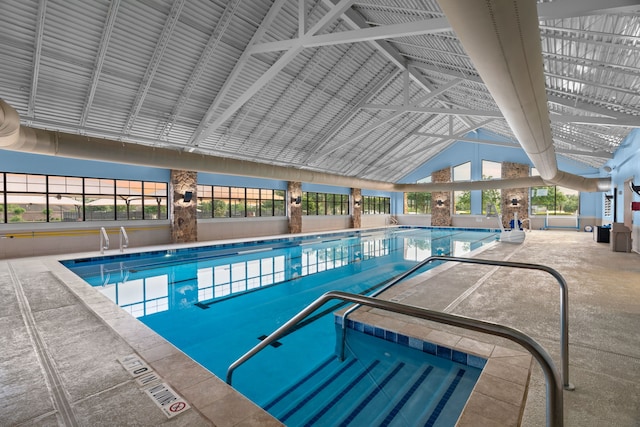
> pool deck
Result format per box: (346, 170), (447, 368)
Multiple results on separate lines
(1, 229), (639, 426)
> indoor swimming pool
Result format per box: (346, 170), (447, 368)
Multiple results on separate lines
(61, 227), (498, 425)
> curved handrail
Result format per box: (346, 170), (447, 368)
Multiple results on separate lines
(119, 226), (129, 252)
(340, 255), (574, 390)
(226, 290), (563, 427)
(99, 227), (109, 254)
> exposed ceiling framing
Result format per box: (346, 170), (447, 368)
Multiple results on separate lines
(0, 0), (638, 183)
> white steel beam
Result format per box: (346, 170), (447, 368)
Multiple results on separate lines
(28, 0), (47, 119)
(414, 133), (613, 158)
(186, 0), (288, 148)
(122, 0), (185, 135)
(158, 0), (242, 142)
(81, 0), (120, 128)
(189, 0), (355, 146)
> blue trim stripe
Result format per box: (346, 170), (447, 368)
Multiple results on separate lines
(379, 365), (434, 426)
(280, 358), (358, 423)
(424, 368), (466, 427)
(263, 356), (335, 411)
(304, 360), (381, 427)
(338, 362), (406, 427)
(342, 319), (487, 369)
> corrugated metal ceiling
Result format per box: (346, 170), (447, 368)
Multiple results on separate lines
(0, 0), (638, 182)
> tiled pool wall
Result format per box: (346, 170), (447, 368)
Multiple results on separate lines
(335, 315), (487, 370)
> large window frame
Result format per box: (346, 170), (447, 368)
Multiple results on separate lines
(405, 192), (431, 214)
(302, 192), (349, 216)
(452, 162), (471, 215)
(530, 168), (579, 215)
(196, 185), (285, 219)
(362, 196), (390, 215)
(1, 172), (168, 223)
(481, 160), (502, 214)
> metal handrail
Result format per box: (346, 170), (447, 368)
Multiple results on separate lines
(341, 255), (574, 391)
(99, 227), (109, 254)
(119, 226), (129, 252)
(226, 291), (563, 427)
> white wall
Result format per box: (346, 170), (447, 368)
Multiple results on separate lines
(197, 217), (289, 241)
(302, 216), (351, 233)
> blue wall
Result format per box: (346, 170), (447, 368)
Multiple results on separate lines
(606, 128), (640, 224)
(397, 129), (603, 217)
(0, 150), (169, 181)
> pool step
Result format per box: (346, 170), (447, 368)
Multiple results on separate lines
(265, 354), (471, 426)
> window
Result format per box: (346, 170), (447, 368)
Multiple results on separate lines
(454, 190), (471, 215)
(482, 161), (502, 214)
(531, 186), (579, 215)
(197, 185), (286, 218)
(452, 162), (471, 215)
(363, 196), (390, 214)
(302, 192), (349, 215)
(530, 168), (579, 215)
(405, 192), (431, 214)
(1, 172), (167, 223)
(452, 162), (471, 182)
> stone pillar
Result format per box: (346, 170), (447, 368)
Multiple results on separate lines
(501, 162), (529, 228)
(431, 167), (452, 226)
(351, 188), (362, 228)
(288, 181), (302, 234)
(171, 170), (197, 243)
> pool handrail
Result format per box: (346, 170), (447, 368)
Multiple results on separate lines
(340, 255), (574, 391)
(99, 227), (109, 254)
(225, 290), (563, 427)
(119, 226), (129, 252)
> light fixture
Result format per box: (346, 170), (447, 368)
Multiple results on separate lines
(630, 182), (640, 197)
(436, 199), (444, 207)
(183, 191), (193, 202)
(291, 196), (301, 205)
(354, 199), (361, 206)
(510, 198), (519, 206)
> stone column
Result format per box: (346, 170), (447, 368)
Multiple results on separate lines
(171, 170), (197, 243)
(288, 181), (302, 234)
(431, 167), (452, 226)
(351, 188), (362, 228)
(501, 162), (529, 228)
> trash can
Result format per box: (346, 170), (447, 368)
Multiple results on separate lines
(594, 225), (610, 243)
(610, 223), (631, 252)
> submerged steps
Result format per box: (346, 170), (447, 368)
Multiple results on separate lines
(262, 332), (480, 427)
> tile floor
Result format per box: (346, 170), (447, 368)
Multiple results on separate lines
(1, 229), (638, 426)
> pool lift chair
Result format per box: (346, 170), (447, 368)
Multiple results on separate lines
(487, 204), (526, 244)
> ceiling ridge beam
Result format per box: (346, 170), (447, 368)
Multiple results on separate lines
(188, 0), (355, 147)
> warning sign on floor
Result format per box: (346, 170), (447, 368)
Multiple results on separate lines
(145, 382), (191, 418)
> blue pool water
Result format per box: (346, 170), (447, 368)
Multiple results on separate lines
(62, 227), (497, 424)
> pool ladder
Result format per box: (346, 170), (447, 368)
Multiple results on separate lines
(99, 226), (129, 253)
(226, 291), (564, 427)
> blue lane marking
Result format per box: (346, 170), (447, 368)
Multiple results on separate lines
(338, 362), (406, 427)
(279, 358), (358, 423)
(424, 368), (466, 427)
(379, 365), (434, 426)
(304, 360), (381, 427)
(263, 356), (335, 411)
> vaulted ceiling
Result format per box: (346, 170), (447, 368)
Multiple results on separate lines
(1, 0), (638, 183)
